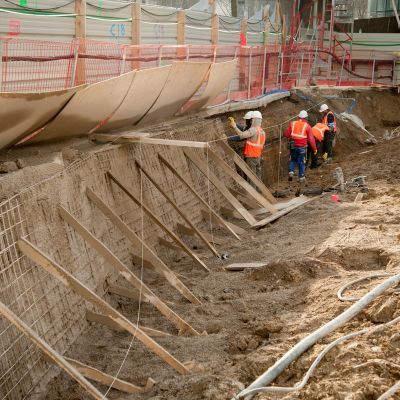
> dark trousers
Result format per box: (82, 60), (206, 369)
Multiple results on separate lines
(323, 131), (335, 158)
(307, 141), (322, 168)
(289, 146), (307, 178)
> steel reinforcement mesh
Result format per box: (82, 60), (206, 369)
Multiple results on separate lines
(0, 119), (234, 400)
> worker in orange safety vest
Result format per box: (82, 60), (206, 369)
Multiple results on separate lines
(307, 123), (330, 169)
(227, 111), (266, 186)
(320, 104), (337, 162)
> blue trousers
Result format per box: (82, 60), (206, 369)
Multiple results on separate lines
(289, 146), (307, 178)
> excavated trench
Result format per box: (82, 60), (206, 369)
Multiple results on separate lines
(0, 87), (400, 400)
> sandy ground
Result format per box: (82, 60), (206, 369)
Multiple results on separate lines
(2, 88), (400, 400)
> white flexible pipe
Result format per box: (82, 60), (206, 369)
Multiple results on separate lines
(239, 315), (400, 398)
(234, 273), (400, 399)
(378, 381), (400, 400)
(337, 274), (390, 302)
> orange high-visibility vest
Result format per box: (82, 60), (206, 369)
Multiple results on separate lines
(312, 123), (329, 142)
(322, 111), (337, 132)
(290, 119), (309, 140)
(243, 126), (266, 158)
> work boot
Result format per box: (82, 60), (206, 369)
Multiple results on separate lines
(296, 176), (306, 197)
(288, 171), (294, 182)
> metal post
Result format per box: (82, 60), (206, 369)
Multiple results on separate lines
(247, 47), (252, 99)
(70, 45), (79, 88)
(275, 49), (281, 89)
(279, 50), (284, 90)
(371, 55), (376, 84)
(120, 46), (127, 75)
(186, 45), (190, 62)
(261, 45), (267, 95)
(298, 52), (304, 85)
(338, 52), (345, 86)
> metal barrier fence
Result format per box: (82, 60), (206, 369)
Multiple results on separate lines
(0, 37), (399, 98)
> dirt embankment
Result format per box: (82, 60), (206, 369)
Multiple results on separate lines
(3, 87), (400, 400)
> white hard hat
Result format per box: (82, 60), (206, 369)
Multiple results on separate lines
(244, 111), (253, 119)
(252, 111), (262, 119)
(319, 104), (329, 112)
(299, 110), (308, 119)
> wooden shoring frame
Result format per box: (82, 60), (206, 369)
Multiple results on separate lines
(0, 300), (106, 400)
(229, 187), (260, 209)
(18, 238), (190, 375)
(199, 209), (246, 236)
(89, 133), (209, 149)
(158, 153), (240, 241)
(58, 206), (201, 335)
(86, 310), (171, 337)
(158, 237), (182, 252)
(135, 160), (221, 258)
(183, 149), (258, 226)
(107, 171), (210, 272)
(217, 141), (277, 204)
(44, 355), (156, 394)
(86, 188), (200, 304)
(206, 148), (278, 214)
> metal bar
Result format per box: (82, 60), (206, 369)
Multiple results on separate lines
(371, 55), (376, 84)
(247, 47), (252, 99)
(70, 46), (79, 88)
(339, 53), (345, 86)
(120, 46), (127, 75)
(261, 44), (267, 94)
(157, 45), (162, 67)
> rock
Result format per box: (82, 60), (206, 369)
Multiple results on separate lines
(366, 297), (398, 323)
(254, 321), (283, 338)
(16, 159), (26, 169)
(0, 161), (18, 173)
(203, 379), (244, 400)
(205, 321), (223, 334)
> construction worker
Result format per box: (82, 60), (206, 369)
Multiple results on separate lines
(319, 104), (337, 162)
(227, 111), (266, 184)
(285, 110), (317, 182)
(307, 123), (330, 169)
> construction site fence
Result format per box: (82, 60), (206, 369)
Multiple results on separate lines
(0, 37), (399, 99)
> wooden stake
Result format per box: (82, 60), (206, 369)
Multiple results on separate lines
(217, 141), (277, 204)
(86, 310), (171, 338)
(207, 149), (278, 214)
(86, 188), (200, 305)
(158, 153), (240, 240)
(135, 161), (221, 258)
(44, 354), (156, 394)
(0, 300), (106, 400)
(57, 206), (201, 335)
(18, 238), (190, 374)
(183, 149), (258, 226)
(107, 172), (210, 272)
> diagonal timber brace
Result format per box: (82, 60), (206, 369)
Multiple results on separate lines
(58, 206), (201, 335)
(18, 238), (191, 375)
(86, 188), (200, 304)
(107, 171), (210, 272)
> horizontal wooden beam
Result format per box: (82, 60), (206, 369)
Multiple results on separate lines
(90, 133), (209, 148)
(86, 310), (171, 338)
(217, 141), (277, 204)
(58, 206), (200, 336)
(107, 172), (210, 273)
(207, 148), (278, 214)
(18, 238), (189, 375)
(184, 149), (258, 226)
(136, 160), (220, 258)
(0, 300), (106, 400)
(158, 153), (240, 240)
(86, 188), (200, 305)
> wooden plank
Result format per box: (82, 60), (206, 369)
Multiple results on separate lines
(158, 237), (182, 252)
(86, 310), (171, 338)
(224, 262), (267, 271)
(18, 238), (190, 375)
(107, 172), (210, 272)
(184, 149), (258, 226)
(199, 209), (246, 236)
(158, 153), (240, 240)
(207, 149), (278, 214)
(252, 196), (316, 228)
(0, 300), (106, 400)
(229, 188), (260, 209)
(225, 220), (246, 235)
(217, 141), (277, 204)
(44, 355), (156, 394)
(107, 284), (148, 302)
(87, 188), (199, 305)
(176, 223), (226, 245)
(135, 161), (220, 258)
(89, 133), (209, 148)
(57, 206), (201, 336)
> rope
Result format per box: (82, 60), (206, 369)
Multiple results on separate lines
(101, 141), (145, 398)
